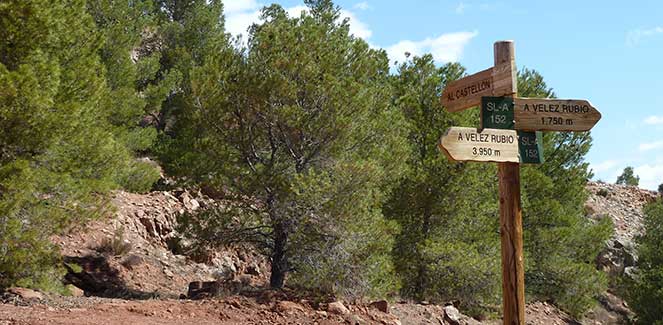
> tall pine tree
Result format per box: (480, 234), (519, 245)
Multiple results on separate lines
(173, 0), (407, 297)
(0, 0), (152, 290)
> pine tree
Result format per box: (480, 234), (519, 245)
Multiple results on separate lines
(174, 1), (408, 296)
(86, 0), (163, 192)
(386, 55), (501, 313)
(518, 68), (613, 316)
(616, 166), (639, 186)
(0, 0), (144, 290)
(626, 199), (663, 324)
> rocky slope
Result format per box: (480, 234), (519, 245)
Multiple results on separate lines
(585, 182), (657, 277)
(1, 181), (656, 324)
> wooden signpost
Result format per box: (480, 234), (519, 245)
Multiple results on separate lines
(439, 127), (519, 163)
(438, 40), (601, 325)
(514, 98), (601, 131)
(441, 62), (516, 112)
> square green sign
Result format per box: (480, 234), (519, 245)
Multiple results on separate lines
(481, 96), (544, 164)
(481, 96), (514, 130)
(518, 131), (544, 164)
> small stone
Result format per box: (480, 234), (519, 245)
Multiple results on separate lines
(443, 305), (462, 325)
(276, 301), (305, 314)
(327, 301), (349, 315)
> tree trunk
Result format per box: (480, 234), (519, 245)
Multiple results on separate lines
(414, 206), (432, 298)
(269, 220), (289, 288)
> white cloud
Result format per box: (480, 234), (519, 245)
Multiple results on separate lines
(225, 4), (372, 41)
(639, 140), (663, 151)
(224, 0), (260, 14)
(226, 9), (261, 37)
(627, 26), (663, 46)
(353, 2), (371, 10)
(591, 160), (619, 173)
(644, 115), (663, 125)
(634, 163), (663, 190)
(339, 9), (372, 39)
(386, 30), (479, 65)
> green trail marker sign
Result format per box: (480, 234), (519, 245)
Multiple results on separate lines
(481, 98), (544, 164)
(518, 131), (544, 164)
(481, 96), (514, 130)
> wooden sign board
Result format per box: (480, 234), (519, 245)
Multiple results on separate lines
(518, 131), (544, 164)
(441, 62), (516, 112)
(439, 127), (519, 163)
(513, 98), (601, 132)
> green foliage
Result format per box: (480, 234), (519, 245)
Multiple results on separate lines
(626, 199), (663, 324)
(385, 54), (500, 313)
(616, 166), (640, 186)
(171, 1), (407, 297)
(96, 228), (132, 256)
(0, 0), (149, 290)
(518, 68), (612, 316)
(115, 159), (161, 193)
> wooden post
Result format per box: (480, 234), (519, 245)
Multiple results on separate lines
(494, 40), (525, 325)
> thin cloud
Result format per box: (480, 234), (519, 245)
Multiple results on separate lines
(353, 2), (371, 10)
(639, 140), (663, 151)
(627, 26), (663, 46)
(634, 163), (663, 190)
(225, 4), (372, 41)
(386, 30), (479, 65)
(224, 0), (260, 14)
(644, 115), (663, 125)
(591, 160), (619, 173)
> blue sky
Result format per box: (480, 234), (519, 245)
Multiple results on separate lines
(225, 0), (663, 190)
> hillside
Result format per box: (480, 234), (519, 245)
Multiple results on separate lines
(0, 181), (655, 324)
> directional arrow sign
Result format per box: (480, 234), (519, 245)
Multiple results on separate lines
(441, 61), (516, 112)
(513, 98), (601, 131)
(438, 127), (519, 163)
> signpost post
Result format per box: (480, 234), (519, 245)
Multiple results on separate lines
(438, 40), (601, 325)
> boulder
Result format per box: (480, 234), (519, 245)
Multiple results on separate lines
(275, 301), (305, 314)
(5, 287), (44, 301)
(369, 300), (389, 313)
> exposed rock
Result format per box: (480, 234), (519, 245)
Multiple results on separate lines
(443, 305), (462, 325)
(187, 281), (220, 299)
(586, 182), (656, 276)
(327, 301), (350, 315)
(67, 285), (85, 297)
(245, 263), (261, 276)
(5, 287), (44, 301)
(369, 300), (389, 313)
(275, 301), (304, 314)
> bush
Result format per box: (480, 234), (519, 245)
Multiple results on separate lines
(115, 159), (161, 193)
(626, 199), (663, 324)
(95, 228), (132, 256)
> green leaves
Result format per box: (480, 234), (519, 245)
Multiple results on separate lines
(627, 199), (663, 324)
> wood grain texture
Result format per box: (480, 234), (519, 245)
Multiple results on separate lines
(495, 40), (525, 325)
(514, 98), (601, 131)
(441, 67), (493, 112)
(438, 127), (519, 163)
(441, 61), (516, 113)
